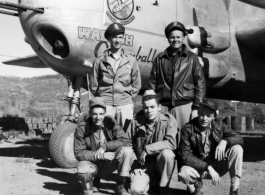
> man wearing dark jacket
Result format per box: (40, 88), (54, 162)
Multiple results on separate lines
(178, 100), (244, 195)
(74, 97), (134, 195)
(149, 21), (206, 145)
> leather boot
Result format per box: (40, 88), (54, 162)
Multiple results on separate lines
(229, 188), (239, 195)
(115, 176), (130, 195)
(93, 177), (100, 193)
(192, 179), (203, 195)
(160, 186), (172, 195)
(77, 173), (94, 195)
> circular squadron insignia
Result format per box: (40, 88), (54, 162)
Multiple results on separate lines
(106, 0), (135, 25)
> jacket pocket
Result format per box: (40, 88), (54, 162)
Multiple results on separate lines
(183, 83), (195, 98)
(101, 74), (113, 85)
(125, 85), (133, 96)
(157, 84), (164, 90)
(157, 84), (171, 100)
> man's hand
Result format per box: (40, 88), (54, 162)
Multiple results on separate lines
(191, 110), (198, 119)
(103, 152), (115, 161)
(208, 166), (220, 185)
(139, 151), (147, 166)
(95, 147), (105, 160)
(215, 140), (227, 161)
(178, 166), (200, 182)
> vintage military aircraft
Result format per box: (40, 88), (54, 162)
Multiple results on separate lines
(1, 0), (265, 168)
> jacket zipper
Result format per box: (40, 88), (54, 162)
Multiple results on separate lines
(111, 58), (128, 105)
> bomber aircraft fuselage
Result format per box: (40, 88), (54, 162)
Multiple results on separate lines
(2, 0), (265, 104)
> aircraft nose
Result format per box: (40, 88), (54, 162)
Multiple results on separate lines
(32, 23), (70, 59)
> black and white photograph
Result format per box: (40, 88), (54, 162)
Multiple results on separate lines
(0, 0), (265, 195)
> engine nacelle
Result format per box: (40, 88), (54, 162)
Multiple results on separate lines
(238, 0), (265, 9)
(187, 26), (230, 54)
(236, 19), (265, 48)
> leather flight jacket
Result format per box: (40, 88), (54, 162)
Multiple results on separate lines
(149, 45), (206, 109)
(180, 118), (244, 171)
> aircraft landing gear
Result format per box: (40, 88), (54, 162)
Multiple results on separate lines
(60, 76), (83, 123)
(49, 121), (78, 168)
(49, 75), (89, 168)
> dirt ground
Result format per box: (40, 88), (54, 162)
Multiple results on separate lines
(1, 134), (265, 195)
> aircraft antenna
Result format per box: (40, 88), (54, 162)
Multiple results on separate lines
(0, 1), (44, 17)
(0, 9), (17, 16)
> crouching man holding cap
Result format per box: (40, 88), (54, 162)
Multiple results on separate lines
(91, 22), (141, 128)
(178, 99), (244, 195)
(74, 97), (135, 195)
(130, 90), (178, 195)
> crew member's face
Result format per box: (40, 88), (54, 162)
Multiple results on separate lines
(143, 99), (160, 121)
(198, 111), (215, 128)
(90, 107), (106, 127)
(168, 30), (185, 51)
(109, 33), (124, 50)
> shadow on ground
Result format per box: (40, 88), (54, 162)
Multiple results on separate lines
(0, 139), (50, 160)
(37, 169), (118, 195)
(1, 134), (265, 194)
(37, 169), (81, 195)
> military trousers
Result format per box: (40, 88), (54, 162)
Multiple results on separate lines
(106, 103), (134, 129)
(131, 149), (175, 191)
(178, 145), (243, 185)
(76, 146), (135, 178)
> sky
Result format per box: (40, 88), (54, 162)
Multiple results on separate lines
(0, 0), (57, 77)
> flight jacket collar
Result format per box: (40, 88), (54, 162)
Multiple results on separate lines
(160, 44), (188, 59)
(101, 49), (130, 68)
(136, 112), (168, 132)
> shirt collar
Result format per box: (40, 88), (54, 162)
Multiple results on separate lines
(108, 50), (122, 60)
(102, 49), (130, 67)
(136, 112), (167, 132)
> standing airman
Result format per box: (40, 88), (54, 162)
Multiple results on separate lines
(91, 22), (141, 128)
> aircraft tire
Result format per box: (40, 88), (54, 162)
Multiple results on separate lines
(49, 121), (78, 168)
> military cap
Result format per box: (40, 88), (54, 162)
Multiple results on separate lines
(165, 21), (186, 38)
(104, 23), (125, 39)
(89, 97), (106, 109)
(199, 99), (218, 115)
(143, 89), (156, 97)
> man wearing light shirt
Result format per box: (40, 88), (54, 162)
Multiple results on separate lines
(91, 23), (141, 128)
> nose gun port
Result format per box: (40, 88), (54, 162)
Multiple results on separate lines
(32, 23), (70, 59)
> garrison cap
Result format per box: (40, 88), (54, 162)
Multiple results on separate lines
(104, 23), (125, 39)
(165, 21), (186, 38)
(199, 99), (218, 115)
(89, 97), (106, 109)
(143, 89), (156, 97)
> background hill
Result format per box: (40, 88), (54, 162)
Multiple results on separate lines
(0, 74), (264, 123)
(0, 74), (88, 118)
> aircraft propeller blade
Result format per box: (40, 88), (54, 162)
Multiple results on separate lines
(2, 55), (48, 68)
(193, 8), (199, 26)
(223, 0), (231, 11)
